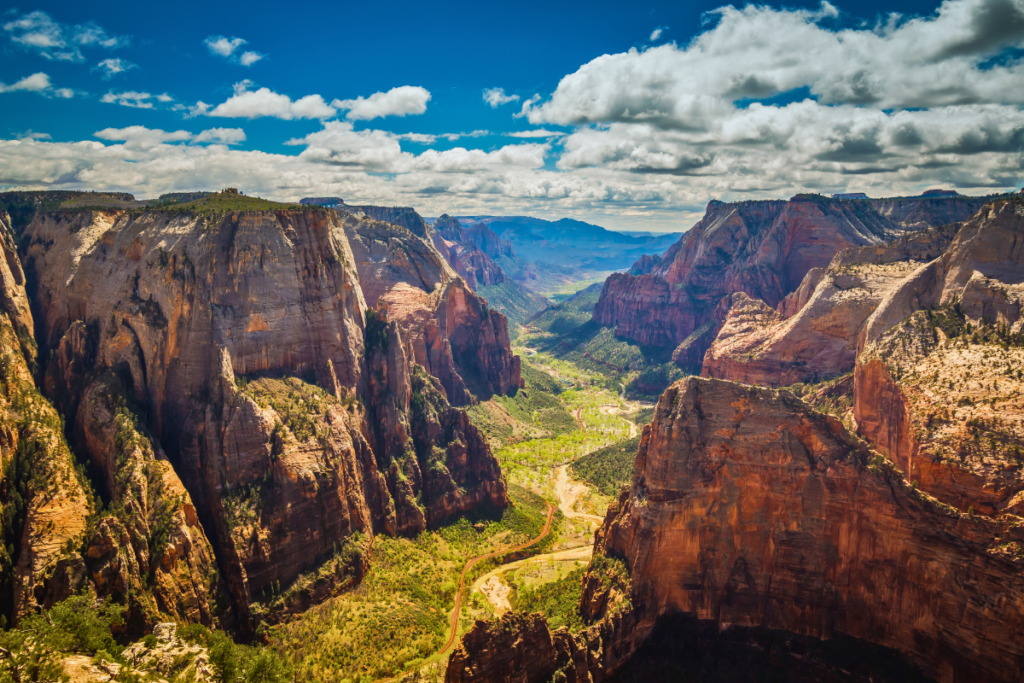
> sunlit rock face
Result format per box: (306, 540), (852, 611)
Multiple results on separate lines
(595, 195), (994, 368)
(448, 374), (1024, 683)
(16, 206), (510, 629)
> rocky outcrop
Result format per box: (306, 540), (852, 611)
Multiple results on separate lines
(0, 290), (91, 622)
(851, 201), (1024, 515)
(701, 224), (960, 386)
(595, 195), (993, 366)
(600, 377), (1024, 683)
(343, 211), (521, 403)
(0, 212), (34, 366)
(446, 612), (561, 683)
(70, 370), (219, 626)
(18, 202), (510, 628)
(348, 205), (430, 238)
(0, 214), (92, 621)
(450, 376), (1024, 683)
(431, 215), (507, 290)
(626, 253), (660, 276)
(462, 222), (515, 261)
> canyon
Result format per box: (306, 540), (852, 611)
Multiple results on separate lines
(4, 187), (1024, 683)
(446, 196), (1024, 683)
(0, 194), (516, 635)
(594, 194), (997, 370)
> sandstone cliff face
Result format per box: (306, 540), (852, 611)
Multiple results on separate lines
(597, 377), (1024, 683)
(347, 205), (430, 238)
(0, 211), (93, 621)
(0, 292), (91, 621)
(595, 195), (990, 366)
(342, 211), (521, 403)
(431, 215), (507, 290)
(17, 204), (510, 628)
(462, 222), (514, 261)
(72, 370), (219, 626)
(450, 376), (1024, 683)
(853, 200), (1024, 515)
(0, 212), (34, 365)
(701, 225), (959, 386)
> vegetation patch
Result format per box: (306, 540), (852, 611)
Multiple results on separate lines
(268, 485), (550, 682)
(570, 436), (641, 497)
(509, 566), (586, 632)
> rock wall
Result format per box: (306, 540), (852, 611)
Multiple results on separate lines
(448, 375), (1024, 683)
(343, 212), (521, 403)
(595, 195), (992, 366)
(431, 215), (508, 290)
(852, 200), (1024, 515)
(597, 377), (1024, 683)
(15, 205), (511, 629)
(702, 224), (960, 386)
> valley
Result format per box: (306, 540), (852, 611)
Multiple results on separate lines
(259, 349), (648, 683)
(1, 188), (1023, 683)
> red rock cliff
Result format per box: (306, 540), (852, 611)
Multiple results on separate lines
(19, 205), (510, 629)
(595, 195), (993, 367)
(449, 376), (1024, 683)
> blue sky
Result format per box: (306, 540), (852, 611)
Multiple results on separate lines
(2, 0), (1023, 231)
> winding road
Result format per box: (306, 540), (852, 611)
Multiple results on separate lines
(437, 500), (555, 656)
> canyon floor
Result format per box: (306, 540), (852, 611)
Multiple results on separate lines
(262, 345), (648, 683)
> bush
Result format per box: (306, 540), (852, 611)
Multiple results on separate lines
(0, 593), (125, 683)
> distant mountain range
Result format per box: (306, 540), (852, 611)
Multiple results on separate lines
(451, 215), (680, 278)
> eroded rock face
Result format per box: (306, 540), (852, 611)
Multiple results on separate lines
(446, 613), (560, 683)
(597, 377), (1024, 683)
(431, 215), (508, 290)
(852, 200), (1024, 515)
(24, 208), (367, 427)
(595, 195), (991, 366)
(0, 213), (92, 621)
(702, 225), (959, 386)
(0, 298), (91, 621)
(17, 205), (510, 628)
(343, 211), (521, 403)
(72, 371), (219, 625)
(450, 376), (1024, 683)
(0, 212), (34, 364)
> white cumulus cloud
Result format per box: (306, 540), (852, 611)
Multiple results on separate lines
(239, 51), (264, 66)
(508, 129), (566, 138)
(192, 128), (246, 145)
(333, 86), (431, 121)
(483, 87), (520, 107)
(0, 72), (74, 98)
(205, 35), (246, 57)
(0, 72), (53, 93)
(206, 81), (336, 120)
(529, 0), (1024, 129)
(101, 90), (155, 108)
(94, 58), (137, 79)
(205, 36), (265, 66)
(649, 27), (666, 41)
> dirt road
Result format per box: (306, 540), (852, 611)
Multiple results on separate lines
(473, 544), (593, 615)
(555, 465), (605, 525)
(437, 500), (555, 656)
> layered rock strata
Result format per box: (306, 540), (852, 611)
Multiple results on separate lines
(431, 215), (507, 290)
(16, 204), (510, 627)
(595, 195), (994, 367)
(449, 376), (1024, 683)
(702, 224), (960, 386)
(342, 211), (521, 403)
(854, 199), (1024, 515)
